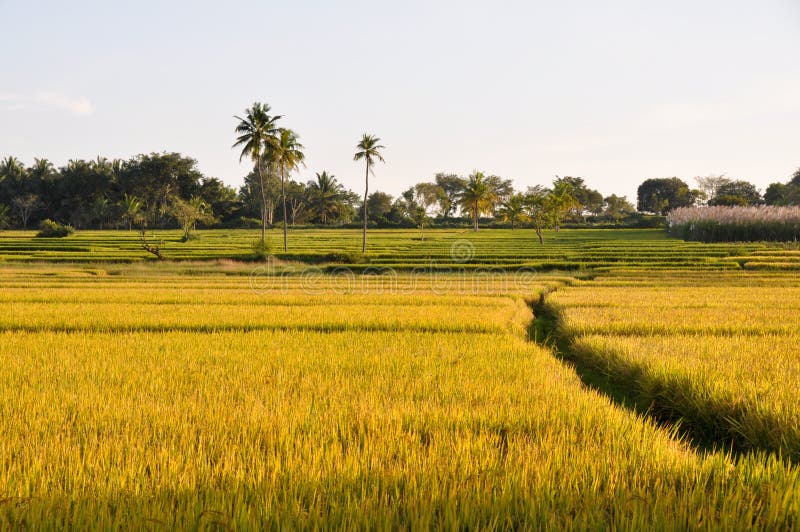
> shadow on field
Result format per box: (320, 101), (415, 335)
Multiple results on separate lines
(526, 292), (792, 463)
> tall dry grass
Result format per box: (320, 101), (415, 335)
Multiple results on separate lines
(668, 206), (800, 242)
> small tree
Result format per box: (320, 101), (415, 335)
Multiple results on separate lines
(498, 193), (529, 229)
(548, 181), (578, 231)
(434, 173), (466, 219)
(604, 194), (635, 224)
(170, 196), (215, 241)
(401, 183), (443, 240)
(137, 220), (165, 260)
(524, 187), (551, 245)
(286, 181), (307, 226)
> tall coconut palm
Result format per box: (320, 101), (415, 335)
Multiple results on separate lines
(458, 171), (498, 231)
(308, 171), (343, 224)
(353, 134), (385, 253)
(233, 102), (281, 244)
(270, 128), (305, 252)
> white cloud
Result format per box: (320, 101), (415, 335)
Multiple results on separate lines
(0, 91), (95, 115)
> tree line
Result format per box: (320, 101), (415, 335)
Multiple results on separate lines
(1, 98), (797, 248)
(0, 151), (638, 237)
(637, 171), (800, 214)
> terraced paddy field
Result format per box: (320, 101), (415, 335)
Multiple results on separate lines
(2, 228), (799, 270)
(1, 230), (800, 528)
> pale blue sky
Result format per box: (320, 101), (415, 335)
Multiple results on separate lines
(1, 0), (798, 200)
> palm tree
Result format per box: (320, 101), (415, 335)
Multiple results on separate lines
(270, 128), (305, 252)
(0, 156), (26, 184)
(353, 134), (385, 253)
(308, 171), (343, 224)
(119, 193), (142, 230)
(28, 158), (56, 182)
(458, 171), (498, 231)
(233, 102), (282, 244)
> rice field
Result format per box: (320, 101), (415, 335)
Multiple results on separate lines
(548, 272), (800, 461)
(2, 231), (800, 527)
(2, 227), (799, 270)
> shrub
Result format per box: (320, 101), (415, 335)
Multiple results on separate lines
(668, 206), (800, 242)
(252, 238), (272, 261)
(36, 219), (74, 238)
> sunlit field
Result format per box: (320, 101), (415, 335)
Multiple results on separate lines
(1, 230), (800, 527)
(550, 273), (800, 461)
(2, 227), (798, 270)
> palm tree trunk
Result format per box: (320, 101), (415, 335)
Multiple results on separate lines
(257, 161), (267, 244)
(473, 203), (479, 232)
(362, 162), (369, 253)
(281, 167), (288, 252)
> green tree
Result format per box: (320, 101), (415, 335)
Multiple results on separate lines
(90, 197), (110, 229)
(117, 153), (204, 228)
(553, 176), (602, 221)
(709, 180), (762, 206)
(498, 193), (529, 229)
(434, 173), (466, 219)
(119, 194), (142, 231)
(694, 174), (730, 205)
(198, 177), (239, 225)
(354, 134), (385, 252)
(233, 102), (282, 244)
(366, 192), (394, 224)
(603, 194), (635, 224)
(523, 186), (551, 244)
(0, 204), (9, 229)
(12, 194), (40, 229)
(170, 196), (215, 240)
(458, 171), (498, 232)
(400, 183), (444, 239)
(549, 180), (579, 231)
(270, 128), (305, 251)
(764, 169), (800, 206)
(413, 183), (445, 217)
(637, 177), (696, 214)
(285, 180), (308, 226)
(307, 171), (344, 224)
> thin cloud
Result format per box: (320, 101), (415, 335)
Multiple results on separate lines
(0, 91), (95, 115)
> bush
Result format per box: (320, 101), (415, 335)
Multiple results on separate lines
(179, 232), (200, 243)
(251, 238), (272, 261)
(36, 219), (74, 238)
(237, 217), (264, 229)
